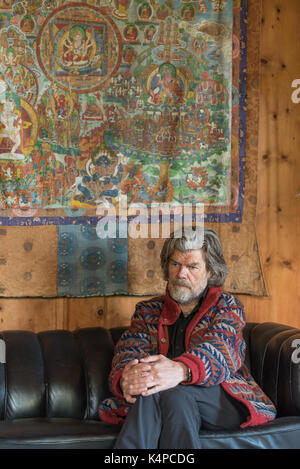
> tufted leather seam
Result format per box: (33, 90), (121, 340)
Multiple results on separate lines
(251, 323), (267, 384)
(259, 327), (293, 384)
(262, 329), (298, 408)
(0, 333), (7, 420)
(37, 333), (49, 418)
(288, 334), (300, 413)
(73, 332), (91, 420)
(249, 323), (294, 386)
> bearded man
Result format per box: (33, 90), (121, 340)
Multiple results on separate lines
(99, 228), (276, 449)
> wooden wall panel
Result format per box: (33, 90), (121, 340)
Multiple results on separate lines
(65, 296), (151, 330)
(237, 0), (300, 328)
(64, 297), (106, 330)
(0, 0), (299, 332)
(105, 296), (151, 328)
(0, 298), (64, 332)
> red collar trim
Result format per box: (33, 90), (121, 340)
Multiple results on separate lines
(159, 285), (222, 325)
(159, 286), (181, 324)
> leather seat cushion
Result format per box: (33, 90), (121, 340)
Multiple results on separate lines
(199, 416), (300, 449)
(1, 416), (300, 449)
(0, 418), (121, 449)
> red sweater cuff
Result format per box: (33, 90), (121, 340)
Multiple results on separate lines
(111, 368), (124, 398)
(174, 354), (206, 385)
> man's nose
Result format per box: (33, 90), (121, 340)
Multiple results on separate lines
(176, 265), (188, 278)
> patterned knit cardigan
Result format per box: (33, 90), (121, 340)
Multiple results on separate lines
(98, 286), (276, 428)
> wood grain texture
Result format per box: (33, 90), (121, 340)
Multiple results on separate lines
(0, 298), (63, 332)
(237, 0), (300, 327)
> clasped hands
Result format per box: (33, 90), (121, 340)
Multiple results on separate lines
(120, 354), (188, 404)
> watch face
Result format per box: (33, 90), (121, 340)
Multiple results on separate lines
(186, 367), (192, 382)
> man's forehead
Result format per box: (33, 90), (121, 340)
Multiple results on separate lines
(171, 248), (204, 263)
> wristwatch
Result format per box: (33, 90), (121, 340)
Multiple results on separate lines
(185, 366), (192, 383)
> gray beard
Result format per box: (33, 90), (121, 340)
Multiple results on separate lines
(168, 280), (207, 306)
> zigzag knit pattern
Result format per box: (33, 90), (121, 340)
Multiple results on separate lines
(98, 287), (277, 427)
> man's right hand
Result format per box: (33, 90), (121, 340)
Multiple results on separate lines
(120, 358), (153, 403)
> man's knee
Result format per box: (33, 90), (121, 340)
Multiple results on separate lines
(159, 385), (193, 409)
(158, 386), (201, 429)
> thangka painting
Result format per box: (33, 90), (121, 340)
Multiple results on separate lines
(0, 0), (267, 299)
(0, 0), (245, 224)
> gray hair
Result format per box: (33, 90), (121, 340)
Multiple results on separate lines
(160, 227), (228, 287)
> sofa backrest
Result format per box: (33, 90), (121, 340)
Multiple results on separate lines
(0, 322), (299, 421)
(0, 327), (114, 421)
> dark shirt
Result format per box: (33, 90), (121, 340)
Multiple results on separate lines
(167, 286), (208, 359)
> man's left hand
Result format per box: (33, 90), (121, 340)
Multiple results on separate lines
(138, 355), (188, 396)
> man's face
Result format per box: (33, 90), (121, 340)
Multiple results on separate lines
(167, 248), (210, 306)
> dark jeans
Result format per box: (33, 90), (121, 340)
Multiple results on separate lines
(114, 384), (249, 449)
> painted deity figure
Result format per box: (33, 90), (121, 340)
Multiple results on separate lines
(149, 62), (185, 105)
(1, 46), (19, 66)
(198, 0), (207, 13)
(210, 0), (227, 12)
(138, 3), (152, 19)
(0, 97), (22, 155)
(62, 25), (93, 68)
(113, 0), (130, 18)
(144, 25), (156, 43)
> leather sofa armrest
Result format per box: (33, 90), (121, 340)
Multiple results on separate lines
(249, 322), (300, 417)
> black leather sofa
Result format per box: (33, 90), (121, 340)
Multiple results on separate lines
(0, 321), (300, 449)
